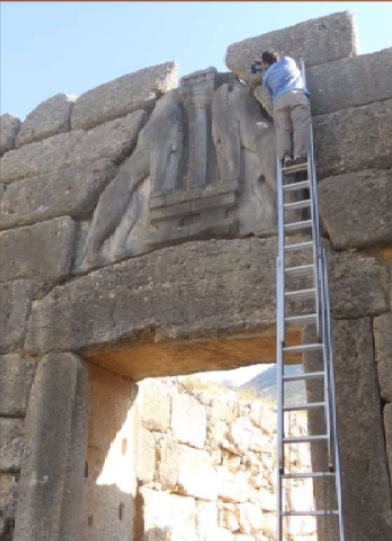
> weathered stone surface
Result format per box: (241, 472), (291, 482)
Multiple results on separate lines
(158, 437), (178, 490)
(0, 354), (36, 416)
(14, 353), (88, 541)
(239, 502), (263, 535)
(25, 238), (281, 364)
(304, 319), (392, 541)
(15, 93), (76, 148)
(213, 396), (240, 423)
(71, 61), (177, 131)
(0, 419), (24, 472)
(0, 474), (17, 539)
(25, 238), (391, 373)
(314, 98), (392, 179)
(0, 110), (146, 183)
(328, 246), (390, 319)
(225, 11), (357, 85)
(137, 427), (155, 484)
(141, 487), (196, 541)
(216, 468), (250, 503)
(80, 364), (135, 541)
(319, 170), (392, 249)
(0, 159), (117, 230)
(0, 281), (32, 353)
(138, 378), (171, 432)
(172, 393), (206, 448)
(384, 403), (392, 489)
(307, 47), (392, 115)
(196, 501), (218, 540)
(0, 114), (21, 155)
(0, 217), (77, 296)
(177, 445), (217, 501)
(374, 313), (392, 403)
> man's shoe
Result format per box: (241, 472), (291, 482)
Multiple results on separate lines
(293, 156), (307, 165)
(283, 156), (294, 168)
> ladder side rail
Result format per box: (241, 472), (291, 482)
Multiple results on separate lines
(322, 248), (346, 541)
(318, 248), (333, 470)
(300, 59), (323, 337)
(276, 157), (285, 541)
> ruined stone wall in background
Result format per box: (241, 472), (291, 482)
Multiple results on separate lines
(133, 377), (315, 541)
(0, 9), (391, 541)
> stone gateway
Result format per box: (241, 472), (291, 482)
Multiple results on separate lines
(0, 10), (392, 541)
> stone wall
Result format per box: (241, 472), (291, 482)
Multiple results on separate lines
(133, 377), (316, 541)
(0, 9), (391, 541)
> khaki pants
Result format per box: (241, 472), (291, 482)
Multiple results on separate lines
(274, 90), (311, 160)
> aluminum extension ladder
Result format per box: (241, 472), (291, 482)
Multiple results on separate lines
(275, 60), (345, 541)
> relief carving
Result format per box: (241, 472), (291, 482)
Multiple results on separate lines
(77, 69), (277, 272)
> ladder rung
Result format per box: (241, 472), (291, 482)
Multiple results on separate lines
(284, 240), (313, 252)
(284, 220), (313, 232)
(283, 371), (324, 382)
(281, 472), (335, 479)
(283, 199), (311, 210)
(283, 180), (310, 192)
(283, 402), (325, 412)
(281, 510), (339, 517)
(285, 264), (314, 276)
(283, 435), (329, 444)
(285, 313), (317, 325)
(282, 162), (309, 174)
(283, 343), (323, 353)
(285, 288), (316, 301)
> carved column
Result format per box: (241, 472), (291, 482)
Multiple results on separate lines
(189, 89), (210, 189)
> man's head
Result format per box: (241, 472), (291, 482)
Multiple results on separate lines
(261, 51), (280, 70)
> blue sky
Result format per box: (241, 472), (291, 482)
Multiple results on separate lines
(1, 1), (391, 120)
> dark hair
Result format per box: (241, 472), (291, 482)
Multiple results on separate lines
(261, 51), (279, 65)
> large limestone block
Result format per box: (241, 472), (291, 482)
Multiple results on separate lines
(384, 403), (392, 489)
(307, 47), (392, 115)
(216, 467), (251, 503)
(158, 437), (178, 489)
(328, 247), (390, 318)
(0, 419), (24, 472)
(0, 110), (146, 183)
(25, 238), (282, 365)
(15, 93), (76, 148)
(0, 114), (21, 155)
(304, 319), (392, 541)
(0, 474), (17, 538)
(225, 11), (356, 86)
(14, 352), (88, 541)
(138, 378), (171, 432)
(0, 217), (77, 297)
(374, 313), (392, 403)
(177, 445), (217, 501)
(25, 239), (391, 370)
(319, 169), (392, 249)
(314, 98), (392, 179)
(71, 61), (177, 130)
(137, 427), (156, 484)
(195, 501), (218, 540)
(0, 159), (117, 231)
(141, 487), (196, 541)
(0, 281), (32, 353)
(238, 503), (263, 535)
(0, 354), (36, 416)
(172, 393), (206, 448)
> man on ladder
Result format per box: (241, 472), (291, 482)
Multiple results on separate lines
(251, 51), (311, 168)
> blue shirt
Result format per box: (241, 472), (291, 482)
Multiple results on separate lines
(262, 56), (310, 103)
